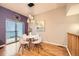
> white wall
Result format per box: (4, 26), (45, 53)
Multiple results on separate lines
(67, 14), (79, 35)
(34, 6), (79, 47)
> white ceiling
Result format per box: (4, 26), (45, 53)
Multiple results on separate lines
(67, 4), (79, 16)
(0, 3), (65, 17)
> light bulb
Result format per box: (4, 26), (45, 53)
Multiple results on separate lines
(27, 18), (30, 23)
(29, 14), (33, 20)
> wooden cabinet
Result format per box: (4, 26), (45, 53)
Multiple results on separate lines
(67, 33), (79, 56)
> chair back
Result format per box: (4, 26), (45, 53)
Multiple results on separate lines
(19, 34), (29, 44)
(22, 34), (27, 40)
(32, 34), (42, 44)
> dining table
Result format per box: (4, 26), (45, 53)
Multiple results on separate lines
(26, 35), (37, 51)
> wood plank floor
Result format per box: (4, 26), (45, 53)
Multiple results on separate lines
(0, 42), (69, 56)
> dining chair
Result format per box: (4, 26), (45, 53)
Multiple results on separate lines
(18, 34), (29, 54)
(32, 34), (43, 53)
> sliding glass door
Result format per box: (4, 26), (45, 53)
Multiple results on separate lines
(6, 19), (24, 44)
(17, 22), (24, 41)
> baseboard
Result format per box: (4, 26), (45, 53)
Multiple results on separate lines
(43, 41), (71, 56)
(0, 44), (5, 48)
(43, 41), (66, 47)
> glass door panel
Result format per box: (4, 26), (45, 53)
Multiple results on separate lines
(6, 19), (16, 44)
(17, 22), (24, 41)
(6, 19), (25, 44)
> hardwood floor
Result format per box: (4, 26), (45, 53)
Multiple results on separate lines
(0, 42), (69, 56)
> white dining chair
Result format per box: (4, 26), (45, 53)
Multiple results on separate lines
(18, 34), (29, 54)
(32, 34), (43, 53)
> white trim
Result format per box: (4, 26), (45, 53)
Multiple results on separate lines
(43, 41), (66, 47)
(43, 41), (71, 56)
(66, 47), (71, 56)
(0, 44), (5, 48)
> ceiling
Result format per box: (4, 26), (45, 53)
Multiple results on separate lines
(0, 3), (65, 17)
(67, 4), (79, 16)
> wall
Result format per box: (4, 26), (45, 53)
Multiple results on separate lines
(34, 6), (79, 47)
(0, 6), (28, 45)
(67, 14), (79, 35)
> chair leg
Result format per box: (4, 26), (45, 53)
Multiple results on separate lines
(25, 44), (29, 51)
(33, 43), (43, 53)
(22, 45), (24, 55)
(18, 44), (24, 55)
(34, 44), (40, 53)
(39, 44), (43, 50)
(37, 43), (43, 53)
(33, 44), (36, 51)
(18, 44), (29, 55)
(38, 45), (40, 53)
(18, 44), (22, 53)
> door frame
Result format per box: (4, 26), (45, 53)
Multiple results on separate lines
(5, 18), (25, 44)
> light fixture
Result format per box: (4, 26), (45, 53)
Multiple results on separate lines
(27, 3), (35, 33)
(28, 3), (35, 7)
(27, 18), (30, 23)
(29, 14), (34, 19)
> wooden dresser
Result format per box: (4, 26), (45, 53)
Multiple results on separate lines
(67, 33), (79, 56)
